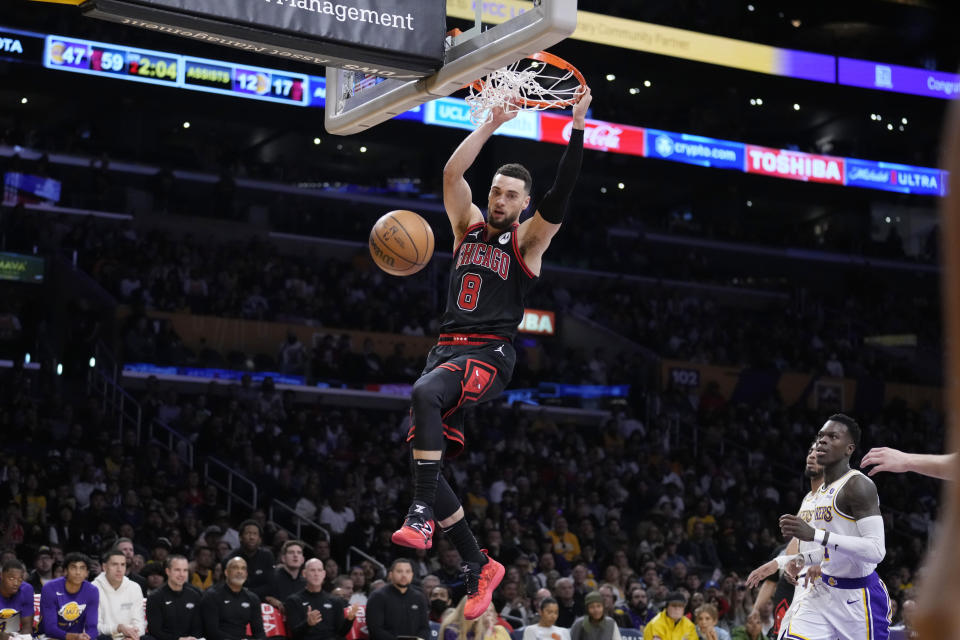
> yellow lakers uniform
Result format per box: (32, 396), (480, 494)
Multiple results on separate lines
(781, 470), (892, 640)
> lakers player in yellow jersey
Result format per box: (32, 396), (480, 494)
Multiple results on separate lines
(778, 414), (891, 640)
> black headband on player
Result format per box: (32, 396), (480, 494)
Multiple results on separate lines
(536, 127), (584, 224)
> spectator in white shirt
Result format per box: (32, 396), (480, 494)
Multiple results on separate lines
(320, 490), (355, 535)
(522, 598), (570, 640)
(825, 352), (844, 378)
(94, 549), (145, 640)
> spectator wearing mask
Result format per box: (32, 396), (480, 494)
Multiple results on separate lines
(643, 592), (697, 640)
(429, 585), (453, 623)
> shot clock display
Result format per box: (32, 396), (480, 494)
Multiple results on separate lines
(44, 35), (309, 106)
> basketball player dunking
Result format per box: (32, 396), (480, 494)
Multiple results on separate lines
(777, 414), (892, 640)
(391, 86), (592, 619)
(745, 442), (824, 636)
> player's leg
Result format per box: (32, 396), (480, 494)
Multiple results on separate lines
(818, 581), (891, 640)
(436, 472), (504, 620)
(435, 350), (509, 619)
(780, 590), (841, 640)
(392, 364), (463, 549)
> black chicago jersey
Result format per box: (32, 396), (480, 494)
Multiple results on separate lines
(440, 221), (537, 339)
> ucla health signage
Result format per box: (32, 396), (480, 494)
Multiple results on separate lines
(845, 159), (946, 196)
(423, 98), (538, 138)
(838, 57), (960, 99)
(646, 129), (744, 170)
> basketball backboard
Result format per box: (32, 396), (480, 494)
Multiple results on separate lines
(324, 0), (578, 135)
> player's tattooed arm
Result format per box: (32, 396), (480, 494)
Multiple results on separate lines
(836, 474), (881, 519)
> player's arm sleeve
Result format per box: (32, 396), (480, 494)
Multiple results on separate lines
(18, 583), (35, 634)
(815, 515), (886, 564)
(85, 589), (101, 640)
(536, 128), (584, 224)
(40, 586), (67, 640)
(799, 547), (825, 566)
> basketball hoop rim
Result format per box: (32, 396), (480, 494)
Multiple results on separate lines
(471, 50), (586, 110)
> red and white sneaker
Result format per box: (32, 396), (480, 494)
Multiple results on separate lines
(462, 551), (505, 620)
(391, 503), (435, 549)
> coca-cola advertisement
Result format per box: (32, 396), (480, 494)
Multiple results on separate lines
(539, 113), (645, 156)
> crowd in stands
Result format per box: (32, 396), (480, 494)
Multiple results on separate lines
(0, 352), (935, 639)
(0, 201), (940, 386)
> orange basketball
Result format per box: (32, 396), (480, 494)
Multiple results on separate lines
(368, 209), (435, 276)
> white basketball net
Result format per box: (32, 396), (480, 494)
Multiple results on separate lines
(465, 58), (581, 126)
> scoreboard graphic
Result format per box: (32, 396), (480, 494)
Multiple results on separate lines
(44, 35), (308, 106)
